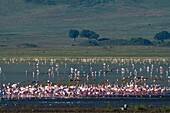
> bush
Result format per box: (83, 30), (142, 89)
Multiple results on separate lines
(134, 105), (146, 111)
(24, 0), (57, 5)
(111, 39), (130, 45)
(163, 106), (170, 112)
(159, 41), (170, 47)
(89, 40), (98, 46)
(130, 37), (152, 45)
(98, 38), (110, 41)
(24, 0), (114, 6)
(79, 40), (98, 46)
(18, 43), (38, 48)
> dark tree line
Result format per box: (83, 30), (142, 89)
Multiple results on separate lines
(24, 0), (114, 6)
(69, 29), (99, 42)
(24, 0), (57, 5)
(111, 38), (152, 46)
(110, 31), (170, 46)
(130, 38), (152, 45)
(69, 29), (170, 46)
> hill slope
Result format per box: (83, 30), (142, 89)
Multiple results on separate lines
(0, 0), (170, 47)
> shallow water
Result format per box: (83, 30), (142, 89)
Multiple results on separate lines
(1, 96), (170, 108)
(0, 58), (169, 86)
(0, 58), (170, 107)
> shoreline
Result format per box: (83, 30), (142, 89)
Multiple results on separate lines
(0, 46), (170, 59)
(1, 95), (170, 101)
(0, 105), (170, 113)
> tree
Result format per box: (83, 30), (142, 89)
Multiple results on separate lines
(69, 29), (79, 42)
(130, 37), (152, 45)
(89, 33), (99, 40)
(80, 29), (91, 38)
(154, 31), (170, 42)
(80, 29), (99, 41)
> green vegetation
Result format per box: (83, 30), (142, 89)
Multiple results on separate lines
(67, 29), (169, 46)
(24, 0), (115, 6)
(0, 0), (170, 58)
(163, 106), (170, 112)
(134, 105), (146, 111)
(80, 29), (99, 41)
(0, 46), (170, 58)
(97, 37), (152, 46)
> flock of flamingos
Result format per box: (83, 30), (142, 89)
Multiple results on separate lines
(0, 58), (170, 99)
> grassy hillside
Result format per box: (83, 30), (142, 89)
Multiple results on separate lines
(0, 0), (170, 54)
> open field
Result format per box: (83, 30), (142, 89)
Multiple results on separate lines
(0, 46), (170, 58)
(0, 0), (170, 49)
(0, 1), (170, 57)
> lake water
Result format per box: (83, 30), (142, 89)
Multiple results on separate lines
(0, 58), (170, 107)
(0, 58), (170, 85)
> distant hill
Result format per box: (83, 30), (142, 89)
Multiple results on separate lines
(0, 0), (170, 47)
